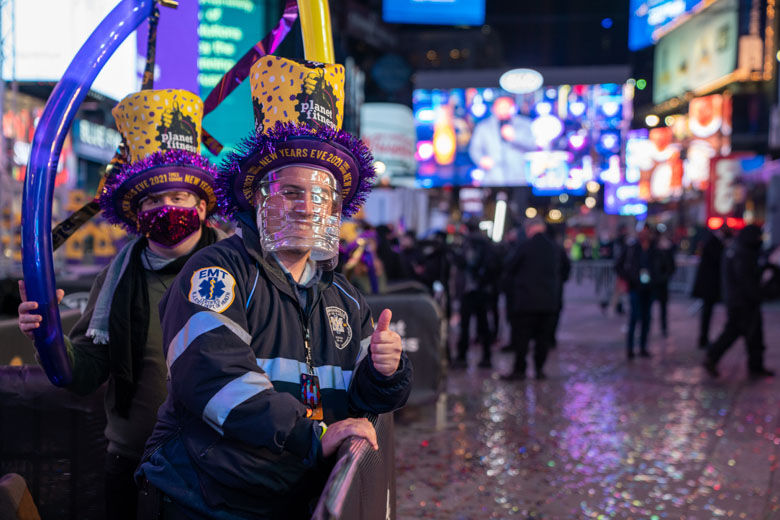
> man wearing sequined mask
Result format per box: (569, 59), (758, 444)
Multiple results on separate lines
(136, 56), (412, 519)
(16, 89), (221, 520)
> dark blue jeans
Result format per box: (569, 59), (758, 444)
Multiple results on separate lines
(627, 288), (653, 354)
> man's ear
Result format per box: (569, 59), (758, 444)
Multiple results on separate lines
(197, 198), (208, 220)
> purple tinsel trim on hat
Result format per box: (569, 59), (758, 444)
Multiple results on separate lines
(216, 121), (376, 219)
(100, 149), (219, 233)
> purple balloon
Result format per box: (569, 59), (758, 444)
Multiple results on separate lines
(22, 0), (155, 386)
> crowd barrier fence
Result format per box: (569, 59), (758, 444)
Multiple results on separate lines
(569, 256), (699, 299)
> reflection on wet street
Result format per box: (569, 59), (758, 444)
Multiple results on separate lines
(395, 287), (780, 519)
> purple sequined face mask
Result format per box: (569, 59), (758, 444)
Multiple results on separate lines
(137, 205), (201, 247)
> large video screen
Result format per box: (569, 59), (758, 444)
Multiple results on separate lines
(413, 84), (628, 191)
(383, 0), (485, 26)
(625, 93), (732, 202)
(628, 0), (713, 51)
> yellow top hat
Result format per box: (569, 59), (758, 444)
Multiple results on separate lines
(249, 55), (345, 132)
(112, 89), (204, 163)
(101, 89), (218, 232)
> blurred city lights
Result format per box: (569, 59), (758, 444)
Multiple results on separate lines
(415, 108), (435, 122)
(585, 196), (597, 208)
(664, 115), (675, 126)
(492, 197), (507, 242)
(707, 216), (724, 229)
(559, 193), (569, 203)
(636, 79), (647, 90)
(586, 181), (601, 193)
(601, 17), (613, 29)
(569, 101), (586, 116)
(645, 114), (660, 127)
(535, 102), (552, 115)
(499, 68), (544, 94)
(525, 207), (538, 218)
(568, 133), (586, 150)
(373, 161), (386, 175)
(600, 132), (619, 151)
(417, 141), (434, 160)
(548, 209), (563, 221)
(531, 115), (564, 146)
(471, 102), (487, 117)
(601, 100), (620, 117)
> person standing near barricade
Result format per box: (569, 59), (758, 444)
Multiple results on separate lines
(547, 224), (571, 349)
(501, 217), (561, 380)
(691, 226), (727, 348)
(609, 225), (630, 315)
(703, 224), (774, 379)
(453, 219), (496, 369)
(616, 225), (658, 359)
(135, 56), (412, 519)
(652, 225), (676, 338)
(16, 89), (221, 520)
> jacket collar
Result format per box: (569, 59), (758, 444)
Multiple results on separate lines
(235, 214), (334, 301)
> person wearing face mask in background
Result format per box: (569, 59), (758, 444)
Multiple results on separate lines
(16, 89), (221, 520)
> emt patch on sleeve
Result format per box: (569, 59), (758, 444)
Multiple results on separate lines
(189, 267), (236, 313)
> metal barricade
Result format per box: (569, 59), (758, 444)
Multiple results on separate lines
(312, 412), (395, 520)
(570, 256), (700, 298)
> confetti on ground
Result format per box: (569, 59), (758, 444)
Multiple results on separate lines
(395, 282), (780, 519)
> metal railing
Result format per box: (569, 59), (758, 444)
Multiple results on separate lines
(570, 256), (699, 297)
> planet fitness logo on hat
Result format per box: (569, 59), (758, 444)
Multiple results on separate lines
(295, 68), (339, 129)
(155, 103), (198, 154)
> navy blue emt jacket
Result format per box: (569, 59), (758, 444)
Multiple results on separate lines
(138, 220), (412, 518)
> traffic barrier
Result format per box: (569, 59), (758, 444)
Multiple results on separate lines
(570, 257), (699, 297)
(313, 413), (395, 519)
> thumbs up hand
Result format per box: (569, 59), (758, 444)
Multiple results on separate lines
(369, 309), (402, 377)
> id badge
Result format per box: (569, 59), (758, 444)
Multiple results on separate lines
(300, 373), (323, 420)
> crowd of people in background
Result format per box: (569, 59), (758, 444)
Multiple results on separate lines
(337, 216), (780, 381)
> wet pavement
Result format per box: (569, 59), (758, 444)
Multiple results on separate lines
(395, 281), (780, 519)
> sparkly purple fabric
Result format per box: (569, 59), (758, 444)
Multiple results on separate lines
(137, 205), (201, 247)
(100, 149), (219, 233)
(216, 121), (376, 218)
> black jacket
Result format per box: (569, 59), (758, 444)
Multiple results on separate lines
(691, 232), (724, 301)
(505, 233), (561, 313)
(722, 225), (762, 309)
(616, 241), (659, 291)
(138, 219), (412, 517)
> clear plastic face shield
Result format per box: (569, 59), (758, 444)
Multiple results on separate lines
(255, 164), (342, 269)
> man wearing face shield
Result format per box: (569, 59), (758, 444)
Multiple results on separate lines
(16, 89), (221, 520)
(136, 56), (412, 519)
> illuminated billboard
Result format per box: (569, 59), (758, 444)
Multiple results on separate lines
(1, 0), (138, 101)
(605, 130), (648, 217)
(628, 0), (715, 51)
(383, 0), (485, 26)
(653, 0), (738, 104)
(627, 93), (732, 201)
(413, 84), (629, 192)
